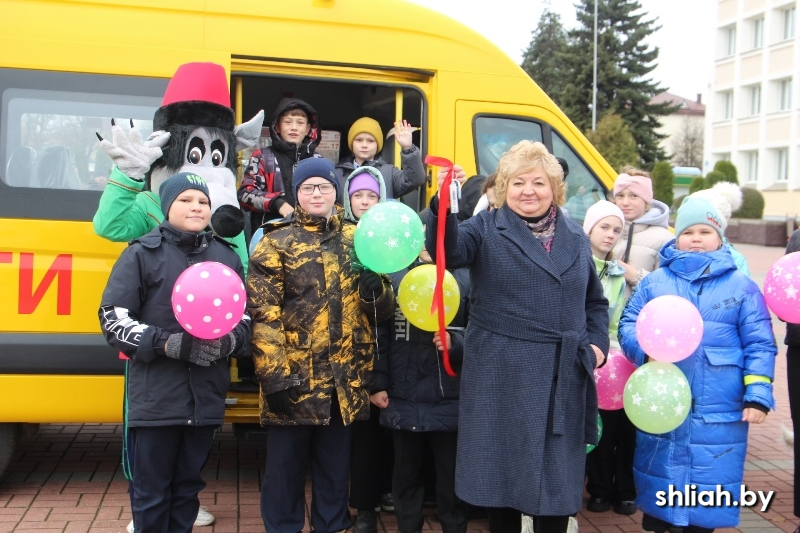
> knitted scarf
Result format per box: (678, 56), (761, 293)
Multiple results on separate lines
(522, 204), (558, 253)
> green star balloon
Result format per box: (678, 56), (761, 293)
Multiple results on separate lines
(354, 202), (424, 274)
(623, 361), (692, 434)
(586, 414), (603, 454)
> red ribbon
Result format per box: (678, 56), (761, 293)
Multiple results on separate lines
(424, 155), (456, 377)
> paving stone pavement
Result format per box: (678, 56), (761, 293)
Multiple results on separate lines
(0, 242), (797, 532)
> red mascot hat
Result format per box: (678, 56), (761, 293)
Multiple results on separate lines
(154, 62), (235, 131)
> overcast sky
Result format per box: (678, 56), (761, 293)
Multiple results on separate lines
(406, 0), (715, 104)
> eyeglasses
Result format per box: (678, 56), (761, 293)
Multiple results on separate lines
(298, 183), (336, 195)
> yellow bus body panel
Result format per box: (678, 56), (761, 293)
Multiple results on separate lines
(0, 0), (615, 426)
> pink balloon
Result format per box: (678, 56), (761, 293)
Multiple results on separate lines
(594, 348), (637, 410)
(171, 261), (246, 340)
(764, 251), (800, 323)
(635, 295), (703, 363)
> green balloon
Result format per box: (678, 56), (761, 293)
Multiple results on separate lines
(354, 202), (424, 274)
(586, 414), (604, 454)
(623, 361), (692, 434)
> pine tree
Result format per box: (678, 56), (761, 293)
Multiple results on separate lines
(584, 113), (639, 171)
(560, 0), (677, 166)
(520, 9), (570, 106)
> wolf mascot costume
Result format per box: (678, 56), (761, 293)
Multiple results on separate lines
(93, 62), (263, 272)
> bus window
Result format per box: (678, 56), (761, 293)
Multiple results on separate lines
(0, 69), (165, 194)
(5, 91), (160, 190)
(473, 116), (543, 175)
(552, 131), (607, 224)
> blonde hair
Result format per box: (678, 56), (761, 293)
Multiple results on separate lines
(619, 164), (650, 179)
(494, 141), (566, 207)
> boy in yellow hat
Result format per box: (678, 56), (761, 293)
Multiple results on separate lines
(335, 117), (425, 203)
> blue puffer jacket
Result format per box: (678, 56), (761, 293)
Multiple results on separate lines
(373, 265), (469, 433)
(619, 241), (776, 529)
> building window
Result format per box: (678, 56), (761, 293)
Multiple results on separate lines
(751, 17), (764, 49)
(725, 25), (736, 56)
(718, 90), (734, 120)
(776, 148), (789, 182)
(780, 79), (793, 111)
(746, 151), (759, 182)
(783, 6), (797, 40)
(748, 84), (761, 115)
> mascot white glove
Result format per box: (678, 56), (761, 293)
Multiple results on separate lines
(96, 119), (171, 181)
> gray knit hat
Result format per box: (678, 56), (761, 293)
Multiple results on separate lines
(159, 172), (211, 218)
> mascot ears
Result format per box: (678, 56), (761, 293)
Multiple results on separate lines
(162, 62), (230, 108)
(235, 110), (265, 152)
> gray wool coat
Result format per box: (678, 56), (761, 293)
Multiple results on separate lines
(426, 202), (609, 516)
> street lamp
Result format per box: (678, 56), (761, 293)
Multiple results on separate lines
(592, 0), (598, 130)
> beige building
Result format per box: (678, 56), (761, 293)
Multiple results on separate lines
(651, 92), (706, 167)
(706, 0), (799, 219)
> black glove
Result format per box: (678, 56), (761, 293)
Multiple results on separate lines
(210, 204), (246, 238)
(165, 332), (234, 366)
(359, 271), (384, 300)
(266, 388), (300, 416)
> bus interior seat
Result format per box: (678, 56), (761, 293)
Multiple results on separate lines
(32, 146), (83, 190)
(4, 146), (37, 187)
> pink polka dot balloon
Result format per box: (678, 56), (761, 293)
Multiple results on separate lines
(172, 261), (246, 340)
(764, 252), (800, 323)
(635, 295), (703, 363)
(594, 348), (637, 410)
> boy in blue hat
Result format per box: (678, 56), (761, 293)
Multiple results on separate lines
(99, 172), (251, 533)
(248, 157), (395, 533)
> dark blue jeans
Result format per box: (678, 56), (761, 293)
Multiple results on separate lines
(130, 425), (215, 533)
(261, 398), (352, 533)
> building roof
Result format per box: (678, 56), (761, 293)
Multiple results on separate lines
(650, 92), (706, 116)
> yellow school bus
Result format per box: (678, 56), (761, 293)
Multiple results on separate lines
(0, 0), (615, 475)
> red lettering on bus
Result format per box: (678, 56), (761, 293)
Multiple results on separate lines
(18, 253), (73, 315)
(0, 252), (11, 263)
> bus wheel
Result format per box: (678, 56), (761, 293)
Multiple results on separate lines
(0, 423), (21, 481)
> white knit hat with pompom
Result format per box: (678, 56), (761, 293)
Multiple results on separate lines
(690, 181), (743, 223)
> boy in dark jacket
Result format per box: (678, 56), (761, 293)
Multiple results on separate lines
(99, 172), (251, 533)
(335, 117), (425, 203)
(372, 213), (470, 533)
(237, 98), (321, 230)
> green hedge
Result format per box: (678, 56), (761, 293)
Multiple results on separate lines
(652, 162), (674, 208)
(732, 187), (765, 219)
(704, 170), (726, 188)
(689, 177), (706, 194)
(713, 160), (739, 184)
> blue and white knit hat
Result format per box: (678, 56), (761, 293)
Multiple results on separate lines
(675, 195), (726, 239)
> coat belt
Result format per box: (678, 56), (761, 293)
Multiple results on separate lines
(471, 312), (598, 441)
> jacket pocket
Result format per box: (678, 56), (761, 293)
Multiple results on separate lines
(699, 346), (745, 415)
(352, 327), (376, 389)
(704, 346), (744, 368)
(285, 329), (311, 393)
(700, 411), (743, 423)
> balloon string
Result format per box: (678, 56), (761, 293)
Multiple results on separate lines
(424, 155), (456, 377)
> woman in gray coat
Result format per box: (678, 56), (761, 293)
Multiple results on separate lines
(426, 141), (609, 533)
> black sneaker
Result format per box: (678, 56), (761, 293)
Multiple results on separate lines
(586, 496), (611, 512)
(354, 509), (377, 533)
(380, 493), (395, 513)
(613, 500), (636, 515)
